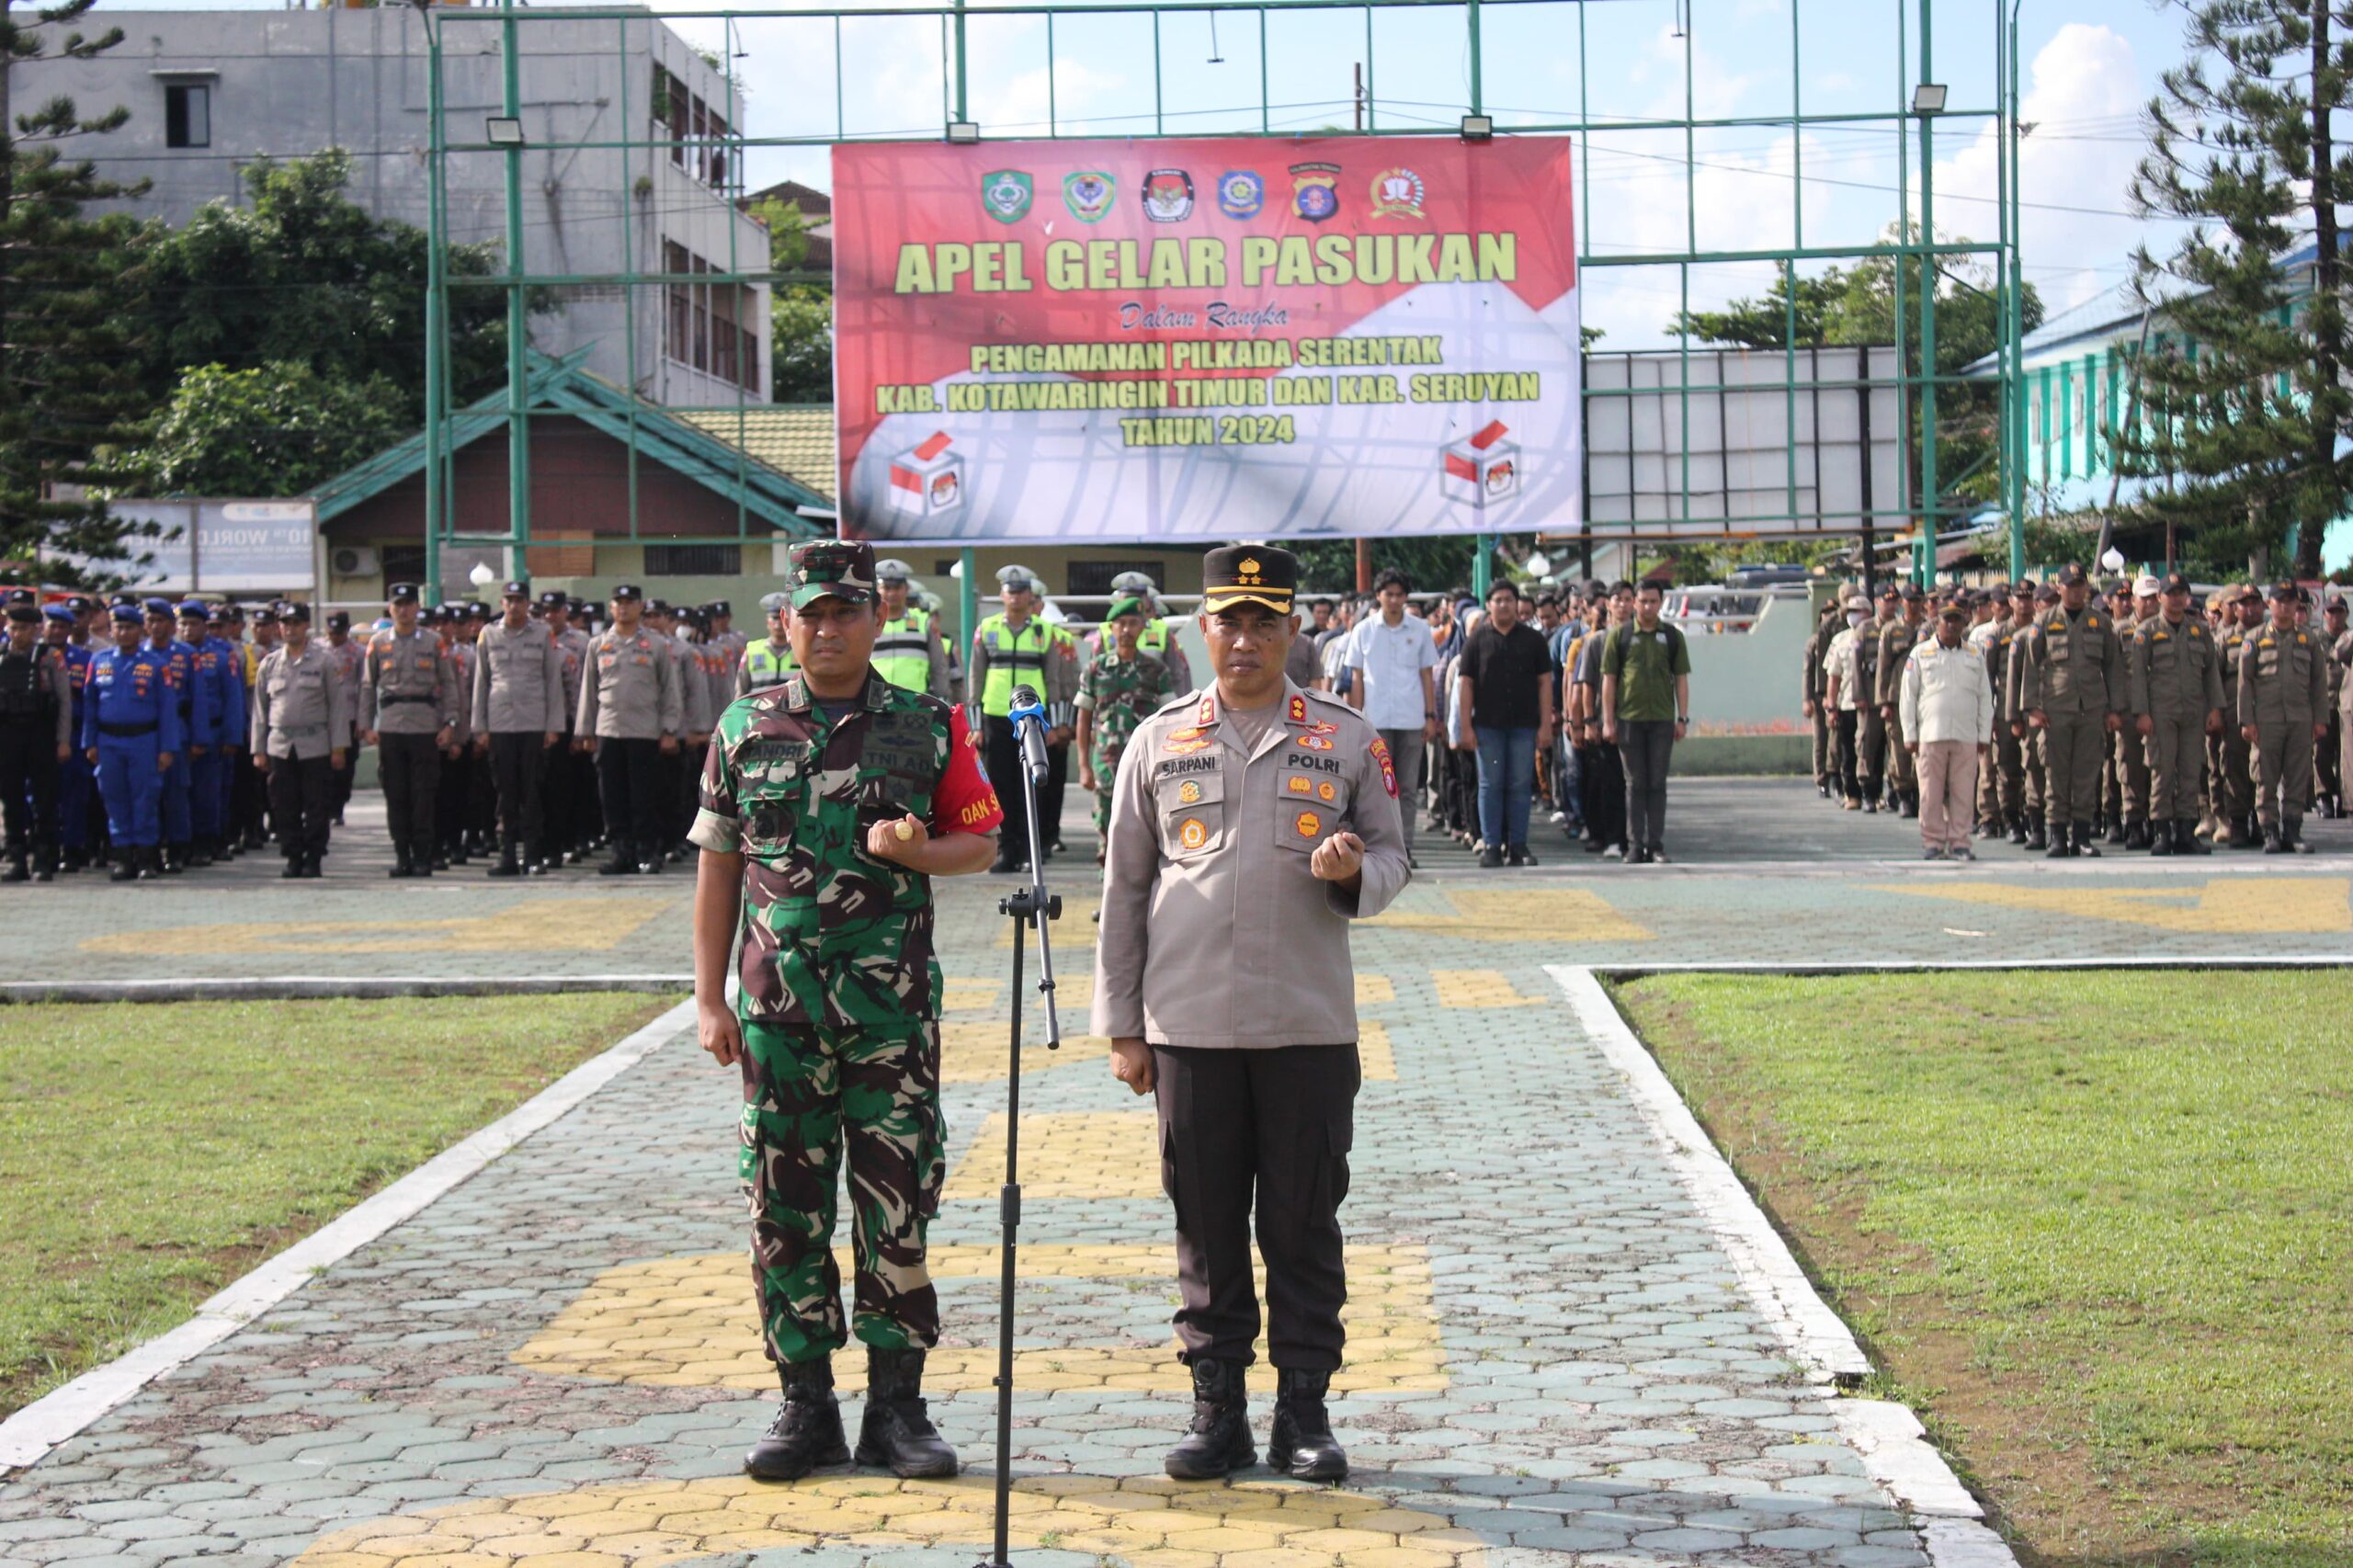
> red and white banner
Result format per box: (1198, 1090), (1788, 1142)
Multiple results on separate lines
(831, 135), (1579, 543)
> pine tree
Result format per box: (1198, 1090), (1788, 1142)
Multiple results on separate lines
(0, 0), (153, 584)
(2120, 0), (2351, 580)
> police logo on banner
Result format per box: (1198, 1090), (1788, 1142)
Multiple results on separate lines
(982, 170), (1033, 222)
(1063, 171), (1116, 223)
(1216, 170), (1265, 218)
(1370, 167), (1426, 219)
(1290, 162), (1341, 222)
(1143, 168), (1195, 222)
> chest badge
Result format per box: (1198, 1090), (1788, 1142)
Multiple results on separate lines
(1177, 817), (1209, 850)
(1286, 775), (1313, 795)
(1293, 733), (1334, 752)
(1163, 736), (1213, 756)
(1317, 779), (1337, 802)
(1294, 811), (1321, 838)
(1177, 778), (1202, 804)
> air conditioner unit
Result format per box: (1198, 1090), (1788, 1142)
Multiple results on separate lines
(331, 546), (381, 576)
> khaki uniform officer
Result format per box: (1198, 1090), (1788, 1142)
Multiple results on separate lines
(1095, 544), (1409, 1487)
(1801, 597), (1842, 798)
(576, 584), (683, 876)
(2015, 563), (2123, 858)
(2317, 597), (2347, 816)
(2128, 573), (2225, 857)
(472, 581), (566, 878)
(358, 584), (460, 879)
(2240, 581), (2330, 854)
(1875, 585), (1927, 816)
(251, 601), (348, 880)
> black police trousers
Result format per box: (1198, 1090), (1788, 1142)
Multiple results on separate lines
(486, 732), (546, 849)
(0, 716), (59, 858)
(266, 753), (332, 862)
(378, 732), (443, 858)
(1152, 1041), (1359, 1371)
(595, 736), (664, 850)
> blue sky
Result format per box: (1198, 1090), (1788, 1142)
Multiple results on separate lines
(99, 0), (2197, 349)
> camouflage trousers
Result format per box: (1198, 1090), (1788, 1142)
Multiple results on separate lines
(740, 1018), (947, 1366)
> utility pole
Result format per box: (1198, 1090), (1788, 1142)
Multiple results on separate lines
(1353, 61), (1370, 594)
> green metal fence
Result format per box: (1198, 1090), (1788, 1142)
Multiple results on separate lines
(418, 0), (2029, 628)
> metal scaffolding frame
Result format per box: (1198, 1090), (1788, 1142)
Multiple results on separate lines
(418, 0), (2029, 629)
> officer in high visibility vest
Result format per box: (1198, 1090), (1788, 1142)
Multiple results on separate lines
(970, 564), (1075, 873)
(735, 590), (799, 699)
(871, 560), (950, 699)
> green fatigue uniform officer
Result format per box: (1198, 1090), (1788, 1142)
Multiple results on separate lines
(736, 591), (800, 698)
(2127, 573), (2225, 857)
(1875, 585), (1927, 817)
(1105, 569), (1195, 693)
(250, 602), (348, 880)
(1074, 596), (1178, 858)
(1802, 595), (1842, 799)
(2240, 581), (2330, 854)
(1095, 544), (1411, 1485)
(690, 539), (1005, 1484)
(870, 560), (951, 699)
(2015, 563), (2124, 858)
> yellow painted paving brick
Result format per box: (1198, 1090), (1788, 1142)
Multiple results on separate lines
(79, 897), (676, 957)
(937, 1026), (1108, 1084)
(1369, 887), (1652, 943)
(512, 1244), (1445, 1394)
(1356, 973), (1395, 1004)
(1431, 969), (1547, 1007)
(997, 894), (1099, 945)
(1358, 1019), (1397, 1082)
(946, 1110), (1161, 1198)
(1874, 875), (2353, 935)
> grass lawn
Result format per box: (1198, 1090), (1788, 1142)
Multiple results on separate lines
(0, 993), (676, 1418)
(1617, 971), (2353, 1568)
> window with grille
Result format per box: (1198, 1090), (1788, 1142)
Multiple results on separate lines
(645, 543), (741, 577)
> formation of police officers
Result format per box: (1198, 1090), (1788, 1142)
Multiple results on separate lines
(1802, 564), (2350, 857)
(0, 559), (1201, 883)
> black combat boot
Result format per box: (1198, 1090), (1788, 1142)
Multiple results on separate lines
(1, 847), (27, 884)
(2263, 824), (2287, 854)
(1165, 1358), (1255, 1480)
(745, 1358), (851, 1481)
(2007, 813), (2028, 846)
(2026, 814), (2048, 851)
(524, 840), (550, 876)
(2107, 814), (2129, 846)
(2075, 822), (2100, 858)
(2286, 815), (2313, 854)
(2228, 814), (2258, 849)
(279, 852), (304, 880)
(855, 1346), (959, 1478)
(1899, 790), (1919, 819)
(637, 841), (665, 875)
(388, 844), (415, 879)
(109, 852), (139, 883)
(598, 842), (637, 875)
(136, 846), (163, 881)
(488, 840), (521, 878)
(2126, 817), (2150, 850)
(2178, 818), (2211, 855)
(2151, 819), (2176, 856)
(1267, 1368), (1347, 1482)
(2045, 820), (2069, 858)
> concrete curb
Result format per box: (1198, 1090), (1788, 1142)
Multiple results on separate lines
(1548, 964), (2022, 1568)
(0, 975), (691, 1005)
(1598, 954), (2353, 977)
(0, 997), (697, 1473)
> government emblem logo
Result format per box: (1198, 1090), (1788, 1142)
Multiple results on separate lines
(1178, 779), (1202, 804)
(1290, 162), (1341, 222)
(1217, 170), (1265, 219)
(1142, 168), (1195, 222)
(1063, 171), (1116, 223)
(1179, 818), (1210, 850)
(982, 170), (1034, 223)
(1370, 166), (1426, 219)
(1294, 812), (1321, 838)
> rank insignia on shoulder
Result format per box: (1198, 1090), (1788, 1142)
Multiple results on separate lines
(1288, 694), (1308, 723)
(1196, 694), (1217, 726)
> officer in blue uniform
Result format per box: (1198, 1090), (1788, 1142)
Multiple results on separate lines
(143, 597), (210, 872)
(84, 601), (184, 881)
(176, 601), (236, 866)
(43, 604), (97, 872)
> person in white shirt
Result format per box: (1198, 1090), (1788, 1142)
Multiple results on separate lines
(1900, 599), (1995, 859)
(1344, 570), (1442, 860)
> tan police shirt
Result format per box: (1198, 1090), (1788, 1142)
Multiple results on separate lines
(472, 619), (566, 734)
(358, 628), (459, 736)
(253, 642), (351, 761)
(575, 625), (683, 741)
(1093, 682), (1410, 1050)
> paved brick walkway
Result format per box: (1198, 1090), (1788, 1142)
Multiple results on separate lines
(4, 782), (2346, 988)
(2, 858), (1991, 1567)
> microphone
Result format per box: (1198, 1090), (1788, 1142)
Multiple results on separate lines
(1008, 684), (1050, 783)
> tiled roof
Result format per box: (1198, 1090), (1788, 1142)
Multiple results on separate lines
(676, 405), (836, 501)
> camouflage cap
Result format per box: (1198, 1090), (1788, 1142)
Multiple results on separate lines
(789, 540), (877, 608)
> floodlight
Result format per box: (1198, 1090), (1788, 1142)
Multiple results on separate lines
(485, 117), (526, 147)
(946, 120), (982, 144)
(1460, 114), (1494, 142)
(1910, 84), (1948, 115)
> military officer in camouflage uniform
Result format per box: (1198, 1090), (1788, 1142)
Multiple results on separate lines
(1875, 584), (1927, 816)
(2127, 573), (2224, 857)
(691, 539), (1004, 1485)
(1074, 594), (1178, 858)
(2240, 581), (2330, 854)
(2016, 564), (2122, 857)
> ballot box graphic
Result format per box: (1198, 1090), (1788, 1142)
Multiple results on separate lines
(1441, 421), (1518, 508)
(889, 430), (966, 519)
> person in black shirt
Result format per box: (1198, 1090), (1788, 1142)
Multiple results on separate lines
(1451, 582), (1556, 867)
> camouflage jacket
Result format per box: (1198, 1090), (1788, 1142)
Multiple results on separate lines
(1075, 649), (1176, 781)
(690, 670), (997, 1028)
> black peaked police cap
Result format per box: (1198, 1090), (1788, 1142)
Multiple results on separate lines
(1201, 545), (1299, 616)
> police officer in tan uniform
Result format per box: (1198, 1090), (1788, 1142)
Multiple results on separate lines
(2127, 573), (2224, 857)
(358, 584), (460, 878)
(1095, 544), (1408, 1486)
(251, 601), (348, 880)
(576, 584), (683, 875)
(2015, 563), (2123, 858)
(472, 580), (566, 878)
(2240, 581), (2330, 854)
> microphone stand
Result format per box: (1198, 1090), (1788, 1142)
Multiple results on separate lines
(978, 693), (1063, 1568)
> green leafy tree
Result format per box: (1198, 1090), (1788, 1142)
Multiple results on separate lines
(748, 198), (832, 403)
(0, 0), (155, 585)
(2115, 0), (2351, 581)
(127, 361), (406, 498)
(131, 150), (527, 421)
(1289, 537), (1482, 597)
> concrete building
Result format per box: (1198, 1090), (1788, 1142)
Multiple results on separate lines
(33, 5), (770, 407)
